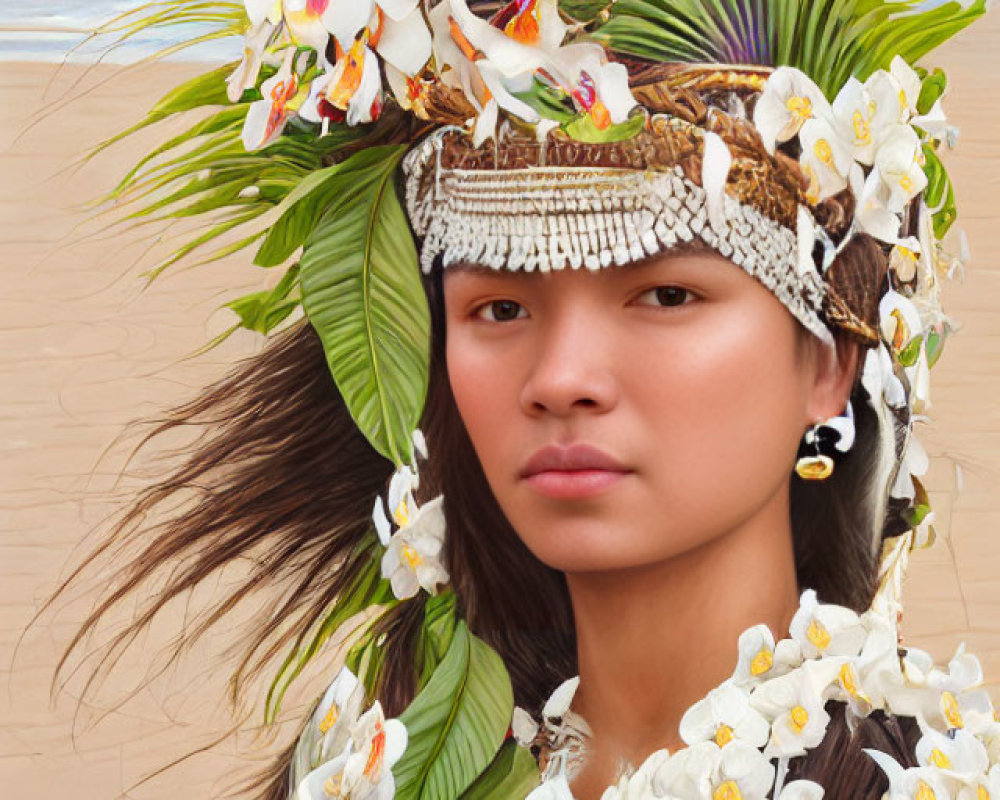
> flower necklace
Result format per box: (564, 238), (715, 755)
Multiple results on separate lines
(516, 589), (1000, 800)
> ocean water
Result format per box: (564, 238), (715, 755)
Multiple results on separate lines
(0, 1), (240, 62)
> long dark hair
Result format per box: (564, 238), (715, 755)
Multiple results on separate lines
(51, 235), (916, 799)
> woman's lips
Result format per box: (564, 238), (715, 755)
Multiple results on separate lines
(519, 444), (632, 499)
(524, 469), (630, 499)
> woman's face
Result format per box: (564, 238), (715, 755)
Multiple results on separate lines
(443, 251), (846, 573)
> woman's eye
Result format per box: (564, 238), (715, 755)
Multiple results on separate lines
(474, 300), (527, 322)
(635, 286), (695, 308)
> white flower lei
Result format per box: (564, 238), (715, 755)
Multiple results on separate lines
(515, 589), (1000, 800)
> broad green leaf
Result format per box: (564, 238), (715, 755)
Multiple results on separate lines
(394, 622), (515, 800)
(300, 145), (431, 466)
(563, 110), (646, 143)
(416, 590), (458, 691)
(264, 540), (395, 723)
(459, 739), (541, 800)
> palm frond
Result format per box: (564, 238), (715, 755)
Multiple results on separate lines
(594, 0), (988, 97)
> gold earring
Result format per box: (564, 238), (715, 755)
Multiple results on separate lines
(795, 422), (834, 480)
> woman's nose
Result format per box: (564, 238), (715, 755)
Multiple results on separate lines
(518, 305), (620, 418)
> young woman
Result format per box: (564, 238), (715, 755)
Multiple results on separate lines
(57, 1), (996, 798)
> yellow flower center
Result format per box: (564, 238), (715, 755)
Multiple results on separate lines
(900, 174), (915, 193)
(750, 647), (773, 677)
(813, 139), (835, 168)
(803, 163), (821, 205)
(978, 787), (991, 800)
(806, 619), (832, 651)
(318, 704), (339, 734)
(713, 780), (743, 800)
(393, 500), (410, 527)
(929, 748), (951, 769)
(899, 88), (908, 113)
(942, 691), (964, 728)
(852, 110), (872, 145)
(916, 780), (937, 800)
(790, 705), (809, 732)
(715, 724), (734, 747)
(323, 772), (343, 797)
(401, 544), (423, 570)
(839, 663), (861, 697)
(786, 95), (813, 122)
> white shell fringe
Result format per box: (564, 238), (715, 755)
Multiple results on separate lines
(403, 132), (832, 346)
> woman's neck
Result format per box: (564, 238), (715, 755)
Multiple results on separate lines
(564, 482), (800, 796)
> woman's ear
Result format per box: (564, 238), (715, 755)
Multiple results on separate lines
(804, 333), (861, 424)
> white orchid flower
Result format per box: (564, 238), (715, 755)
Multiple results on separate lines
(798, 116), (853, 203)
(733, 625), (803, 688)
(886, 644), (995, 733)
(380, 494), (448, 599)
(282, 0), (333, 56)
(341, 701), (408, 798)
(831, 77), (878, 165)
(880, 288), (924, 358)
(679, 680), (770, 749)
(916, 718), (990, 782)
(242, 49), (301, 150)
(754, 67), (833, 154)
(751, 660), (839, 758)
(913, 98), (951, 142)
(833, 613), (902, 718)
(862, 342), (907, 409)
(789, 589), (867, 659)
(778, 781), (826, 800)
(245, 0), (283, 26)
(891, 56), (923, 119)
(875, 123), (929, 213)
(295, 747), (352, 800)
(865, 749), (956, 800)
(302, 666), (367, 770)
(653, 740), (775, 800)
(228, 20), (279, 102)
(550, 43), (637, 128)
(958, 765), (1000, 800)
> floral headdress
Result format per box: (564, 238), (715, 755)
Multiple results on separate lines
(95, 0), (992, 797)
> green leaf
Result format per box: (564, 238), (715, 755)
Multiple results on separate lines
(299, 145), (431, 466)
(562, 110), (646, 143)
(898, 334), (924, 368)
(922, 145), (958, 239)
(512, 82), (577, 124)
(264, 541), (396, 724)
(559, 0), (613, 22)
(224, 263), (301, 334)
(394, 622), (515, 800)
(459, 739), (541, 800)
(416, 590), (459, 691)
(925, 326), (945, 369)
(254, 162), (352, 267)
(917, 68), (948, 116)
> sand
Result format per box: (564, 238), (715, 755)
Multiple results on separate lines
(2, 15), (1000, 798)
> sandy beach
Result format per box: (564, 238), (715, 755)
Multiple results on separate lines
(2, 15), (1000, 798)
